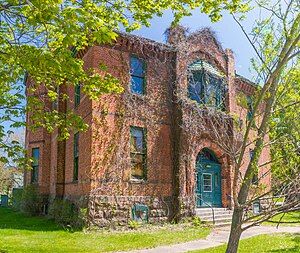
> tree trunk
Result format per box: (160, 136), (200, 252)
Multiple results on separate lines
(226, 208), (244, 253)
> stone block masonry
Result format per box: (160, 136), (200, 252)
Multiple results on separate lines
(88, 195), (173, 227)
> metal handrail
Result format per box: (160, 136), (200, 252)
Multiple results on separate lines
(196, 194), (216, 225)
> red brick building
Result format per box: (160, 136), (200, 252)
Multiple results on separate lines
(25, 27), (271, 225)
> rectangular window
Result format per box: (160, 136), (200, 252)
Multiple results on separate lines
(206, 74), (224, 109)
(249, 149), (254, 160)
(203, 173), (212, 192)
(73, 133), (79, 181)
(75, 84), (81, 107)
(130, 126), (147, 180)
(188, 70), (225, 110)
(130, 56), (146, 95)
(188, 71), (205, 103)
(31, 148), (40, 183)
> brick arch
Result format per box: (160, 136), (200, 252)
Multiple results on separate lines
(193, 140), (227, 165)
(186, 49), (227, 75)
(189, 139), (232, 208)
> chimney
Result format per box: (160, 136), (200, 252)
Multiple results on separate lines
(165, 25), (188, 45)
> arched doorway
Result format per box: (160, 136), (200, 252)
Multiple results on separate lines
(196, 148), (222, 207)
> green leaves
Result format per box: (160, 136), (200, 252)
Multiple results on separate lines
(245, 0), (300, 182)
(270, 62), (300, 181)
(0, 0), (248, 164)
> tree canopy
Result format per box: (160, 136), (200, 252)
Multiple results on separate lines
(226, 0), (300, 251)
(270, 61), (300, 181)
(0, 0), (248, 163)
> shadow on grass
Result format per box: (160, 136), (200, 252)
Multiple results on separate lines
(268, 220), (300, 225)
(270, 234), (300, 253)
(270, 212), (300, 223)
(289, 212), (300, 219)
(0, 207), (66, 232)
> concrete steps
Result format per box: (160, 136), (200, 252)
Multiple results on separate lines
(196, 208), (233, 227)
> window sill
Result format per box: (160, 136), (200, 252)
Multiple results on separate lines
(130, 92), (146, 100)
(129, 178), (147, 184)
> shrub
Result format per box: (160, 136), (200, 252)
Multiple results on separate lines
(11, 188), (23, 210)
(20, 185), (44, 215)
(128, 220), (140, 230)
(192, 216), (202, 227)
(48, 198), (86, 229)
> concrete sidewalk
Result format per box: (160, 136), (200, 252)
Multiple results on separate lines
(119, 225), (300, 253)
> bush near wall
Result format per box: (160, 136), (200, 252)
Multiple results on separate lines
(48, 198), (86, 229)
(19, 185), (45, 215)
(10, 185), (86, 228)
(11, 188), (23, 210)
(11, 185), (48, 216)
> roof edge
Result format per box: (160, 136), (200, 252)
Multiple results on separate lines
(236, 73), (260, 88)
(118, 31), (177, 52)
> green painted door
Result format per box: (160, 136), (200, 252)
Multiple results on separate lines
(196, 161), (222, 207)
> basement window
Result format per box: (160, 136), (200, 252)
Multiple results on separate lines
(132, 204), (149, 223)
(130, 126), (147, 180)
(130, 56), (146, 95)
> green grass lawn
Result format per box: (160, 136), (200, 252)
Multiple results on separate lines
(191, 233), (300, 253)
(265, 211), (300, 226)
(0, 207), (210, 253)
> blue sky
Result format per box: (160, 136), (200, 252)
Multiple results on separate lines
(133, 8), (261, 80)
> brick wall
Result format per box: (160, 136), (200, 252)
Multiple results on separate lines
(24, 29), (272, 224)
(24, 82), (51, 196)
(167, 27), (271, 215)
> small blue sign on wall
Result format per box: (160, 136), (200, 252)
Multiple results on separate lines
(131, 204), (149, 223)
(253, 201), (261, 214)
(1, 195), (9, 207)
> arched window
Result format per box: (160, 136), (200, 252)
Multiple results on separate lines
(188, 60), (226, 110)
(197, 148), (219, 163)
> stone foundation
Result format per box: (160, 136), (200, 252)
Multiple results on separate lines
(179, 196), (196, 218)
(88, 195), (173, 227)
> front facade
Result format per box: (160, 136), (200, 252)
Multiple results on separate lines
(24, 27), (271, 225)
